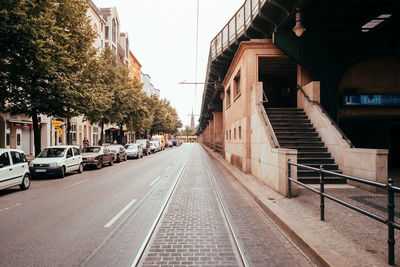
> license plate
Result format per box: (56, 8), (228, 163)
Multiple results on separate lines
(35, 169), (46, 173)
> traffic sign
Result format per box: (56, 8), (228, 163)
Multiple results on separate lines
(53, 121), (62, 127)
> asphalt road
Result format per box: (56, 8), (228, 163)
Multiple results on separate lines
(0, 143), (312, 267)
(0, 144), (191, 267)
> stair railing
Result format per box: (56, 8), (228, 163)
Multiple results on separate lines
(288, 160), (400, 265)
(258, 90), (280, 148)
(297, 84), (354, 148)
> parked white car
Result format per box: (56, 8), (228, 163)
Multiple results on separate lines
(0, 149), (30, 191)
(124, 144), (143, 159)
(29, 146), (83, 178)
(150, 141), (161, 153)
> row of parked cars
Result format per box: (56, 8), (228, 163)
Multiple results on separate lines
(0, 138), (176, 192)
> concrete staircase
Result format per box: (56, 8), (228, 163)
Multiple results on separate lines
(266, 108), (346, 184)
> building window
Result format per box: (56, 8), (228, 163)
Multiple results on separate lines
(105, 42), (109, 47)
(17, 133), (21, 146)
(112, 19), (116, 43)
(6, 133), (10, 146)
(234, 128), (236, 140)
(71, 124), (77, 142)
(239, 126), (242, 139)
(229, 129), (231, 140)
(101, 23), (104, 32)
(101, 40), (103, 48)
(226, 130), (228, 140)
(226, 87), (231, 107)
(234, 72), (241, 98)
(105, 26), (109, 40)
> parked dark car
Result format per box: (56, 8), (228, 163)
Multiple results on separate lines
(81, 146), (115, 169)
(135, 139), (151, 155)
(107, 145), (127, 163)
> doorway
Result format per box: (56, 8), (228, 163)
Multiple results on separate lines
(258, 57), (297, 108)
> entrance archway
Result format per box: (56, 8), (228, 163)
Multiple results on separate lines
(338, 57), (400, 168)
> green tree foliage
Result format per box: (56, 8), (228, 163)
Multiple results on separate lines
(0, 0), (95, 155)
(179, 126), (196, 136)
(151, 97), (182, 135)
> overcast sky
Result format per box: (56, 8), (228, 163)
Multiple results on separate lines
(93, 0), (245, 127)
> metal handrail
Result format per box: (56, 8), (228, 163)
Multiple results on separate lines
(210, 0), (266, 60)
(288, 160), (400, 265)
(297, 84), (354, 148)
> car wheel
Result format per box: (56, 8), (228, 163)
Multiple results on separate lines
(78, 163), (83, 173)
(59, 167), (65, 179)
(109, 158), (114, 166)
(96, 160), (103, 169)
(20, 173), (30, 190)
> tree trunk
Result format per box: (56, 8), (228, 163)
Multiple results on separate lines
(32, 111), (41, 156)
(100, 119), (105, 145)
(119, 123), (124, 145)
(66, 117), (72, 145)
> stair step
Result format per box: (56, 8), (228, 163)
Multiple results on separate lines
(270, 123), (313, 128)
(266, 108), (304, 112)
(276, 132), (319, 138)
(278, 137), (321, 142)
(280, 141), (325, 147)
(298, 152), (331, 158)
(270, 119), (311, 124)
(268, 115), (308, 120)
(297, 169), (342, 177)
(298, 177), (347, 184)
(285, 147), (328, 152)
(275, 128), (316, 133)
(298, 158), (335, 164)
(297, 164), (339, 170)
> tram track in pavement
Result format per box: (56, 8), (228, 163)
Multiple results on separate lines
(130, 150), (192, 266)
(202, 152), (250, 267)
(133, 145), (248, 267)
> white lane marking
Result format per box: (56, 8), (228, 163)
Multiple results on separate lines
(0, 203), (21, 213)
(165, 166), (170, 171)
(149, 176), (161, 186)
(65, 179), (90, 188)
(105, 199), (137, 228)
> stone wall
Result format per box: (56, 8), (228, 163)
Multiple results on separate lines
(250, 82), (297, 196)
(299, 81), (389, 191)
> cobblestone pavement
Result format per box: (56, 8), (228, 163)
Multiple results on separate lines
(141, 145), (313, 266)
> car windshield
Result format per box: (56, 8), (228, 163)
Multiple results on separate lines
(38, 148), (66, 158)
(82, 147), (101, 153)
(136, 140), (145, 144)
(108, 146), (120, 151)
(124, 144), (137, 149)
(152, 137), (161, 142)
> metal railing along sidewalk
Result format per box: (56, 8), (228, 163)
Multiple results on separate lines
(288, 160), (400, 265)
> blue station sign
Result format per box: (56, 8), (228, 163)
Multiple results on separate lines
(343, 95), (400, 106)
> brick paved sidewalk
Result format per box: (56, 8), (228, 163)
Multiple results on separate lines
(203, 144), (400, 267)
(141, 144), (312, 266)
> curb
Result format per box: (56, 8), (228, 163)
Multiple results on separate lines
(202, 144), (352, 267)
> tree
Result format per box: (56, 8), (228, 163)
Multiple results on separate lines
(84, 47), (118, 144)
(150, 97), (182, 135)
(0, 0), (96, 155)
